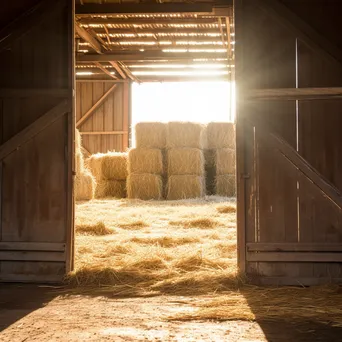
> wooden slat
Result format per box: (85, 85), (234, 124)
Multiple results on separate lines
(0, 251), (65, 262)
(109, 61), (127, 79)
(0, 242), (65, 251)
(80, 131), (127, 135)
(247, 252), (342, 263)
(250, 277), (342, 286)
(0, 100), (69, 160)
(0, 88), (69, 97)
(79, 18), (227, 25)
(247, 243), (342, 252)
(246, 87), (342, 100)
(76, 79), (127, 83)
(94, 62), (117, 80)
(75, 22), (104, 54)
(76, 84), (117, 128)
(0, 274), (63, 283)
(122, 81), (129, 150)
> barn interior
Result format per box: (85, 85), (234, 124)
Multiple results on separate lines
(1, 0), (342, 341)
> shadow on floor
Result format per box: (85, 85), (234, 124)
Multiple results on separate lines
(0, 284), (60, 332)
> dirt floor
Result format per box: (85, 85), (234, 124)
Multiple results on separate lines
(1, 198), (342, 341)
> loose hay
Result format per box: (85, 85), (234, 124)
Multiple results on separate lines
(167, 122), (205, 149)
(167, 148), (205, 176)
(75, 128), (82, 149)
(216, 174), (236, 197)
(75, 151), (84, 174)
(76, 222), (113, 236)
(167, 175), (205, 200)
(75, 169), (96, 201)
(95, 180), (126, 199)
(87, 152), (128, 181)
(135, 122), (166, 149)
(216, 148), (236, 175)
(207, 122), (235, 149)
(128, 148), (164, 175)
(127, 174), (163, 200)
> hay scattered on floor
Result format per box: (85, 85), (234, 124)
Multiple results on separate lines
(118, 220), (148, 230)
(207, 122), (235, 149)
(167, 148), (204, 176)
(127, 236), (201, 247)
(135, 122), (166, 149)
(216, 204), (236, 214)
(167, 122), (205, 149)
(76, 222), (114, 236)
(128, 148), (164, 175)
(127, 174), (163, 200)
(167, 175), (205, 200)
(169, 217), (219, 229)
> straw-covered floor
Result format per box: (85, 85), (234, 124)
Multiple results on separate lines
(68, 198), (342, 328)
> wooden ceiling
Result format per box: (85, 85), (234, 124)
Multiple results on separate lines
(75, 1), (234, 82)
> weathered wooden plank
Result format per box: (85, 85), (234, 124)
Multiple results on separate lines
(94, 62), (117, 80)
(0, 242), (65, 251)
(251, 277), (342, 286)
(75, 22), (104, 54)
(0, 274), (63, 283)
(0, 251), (65, 262)
(122, 81), (129, 151)
(80, 131), (127, 135)
(0, 100), (69, 160)
(92, 82), (104, 153)
(247, 252), (342, 263)
(0, 88), (69, 97)
(109, 61), (127, 79)
(247, 243), (342, 252)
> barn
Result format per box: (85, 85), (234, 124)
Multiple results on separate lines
(1, 0), (342, 340)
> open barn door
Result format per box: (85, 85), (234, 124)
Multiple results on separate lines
(236, 0), (342, 285)
(0, 0), (74, 282)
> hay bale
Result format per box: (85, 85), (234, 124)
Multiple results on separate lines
(135, 122), (166, 149)
(95, 180), (126, 199)
(127, 174), (163, 200)
(166, 175), (205, 200)
(128, 148), (164, 175)
(75, 170), (96, 201)
(216, 174), (236, 197)
(87, 152), (128, 181)
(75, 151), (84, 174)
(207, 122), (235, 149)
(167, 148), (205, 176)
(216, 148), (236, 175)
(167, 122), (205, 149)
(75, 129), (82, 149)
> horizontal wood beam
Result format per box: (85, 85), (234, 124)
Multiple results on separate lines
(76, 84), (117, 128)
(76, 79), (129, 83)
(91, 28), (223, 35)
(94, 61), (117, 79)
(75, 22), (104, 54)
(247, 252), (342, 262)
(0, 274), (63, 283)
(246, 87), (342, 100)
(0, 100), (69, 160)
(96, 37), (227, 43)
(0, 88), (69, 98)
(247, 116), (342, 210)
(80, 131), (127, 135)
(79, 18), (226, 25)
(77, 51), (228, 62)
(247, 243), (342, 252)
(109, 61), (127, 79)
(0, 251), (65, 262)
(0, 242), (65, 252)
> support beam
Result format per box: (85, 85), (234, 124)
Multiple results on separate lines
(247, 252), (342, 263)
(79, 18), (226, 25)
(94, 62), (117, 79)
(119, 62), (139, 83)
(0, 100), (69, 160)
(75, 22), (104, 54)
(80, 131), (127, 135)
(109, 61), (127, 79)
(247, 243), (342, 252)
(76, 84), (117, 128)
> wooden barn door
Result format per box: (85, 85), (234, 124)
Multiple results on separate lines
(236, 0), (342, 285)
(0, 0), (74, 282)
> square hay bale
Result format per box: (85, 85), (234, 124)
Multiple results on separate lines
(75, 151), (84, 174)
(128, 148), (164, 175)
(95, 180), (126, 199)
(127, 174), (163, 200)
(167, 148), (205, 176)
(167, 122), (205, 149)
(75, 129), (82, 149)
(87, 152), (128, 181)
(207, 122), (235, 149)
(166, 175), (205, 200)
(75, 170), (96, 201)
(135, 122), (166, 149)
(216, 148), (236, 175)
(216, 174), (236, 197)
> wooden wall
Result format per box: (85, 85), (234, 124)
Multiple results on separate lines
(76, 81), (131, 154)
(0, 0), (73, 282)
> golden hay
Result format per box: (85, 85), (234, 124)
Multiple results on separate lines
(167, 148), (205, 176)
(75, 128), (82, 149)
(95, 180), (126, 199)
(167, 175), (205, 200)
(127, 174), (163, 200)
(76, 222), (114, 236)
(216, 148), (236, 175)
(135, 122), (166, 149)
(74, 170), (96, 201)
(167, 122), (205, 149)
(87, 152), (128, 181)
(216, 174), (236, 197)
(207, 122), (235, 149)
(128, 148), (164, 175)
(216, 204), (236, 214)
(169, 217), (219, 229)
(75, 151), (84, 174)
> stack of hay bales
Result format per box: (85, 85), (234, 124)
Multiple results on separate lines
(74, 129), (96, 201)
(166, 122), (206, 200)
(127, 122), (166, 200)
(87, 151), (128, 199)
(206, 122), (236, 197)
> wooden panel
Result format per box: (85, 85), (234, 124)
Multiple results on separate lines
(77, 81), (130, 153)
(247, 252), (342, 263)
(247, 243), (342, 252)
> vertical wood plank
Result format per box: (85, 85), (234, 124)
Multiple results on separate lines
(122, 81), (129, 151)
(103, 82), (115, 152)
(92, 82), (104, 153)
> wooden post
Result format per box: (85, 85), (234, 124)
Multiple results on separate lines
(122, 81), (129, 151)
